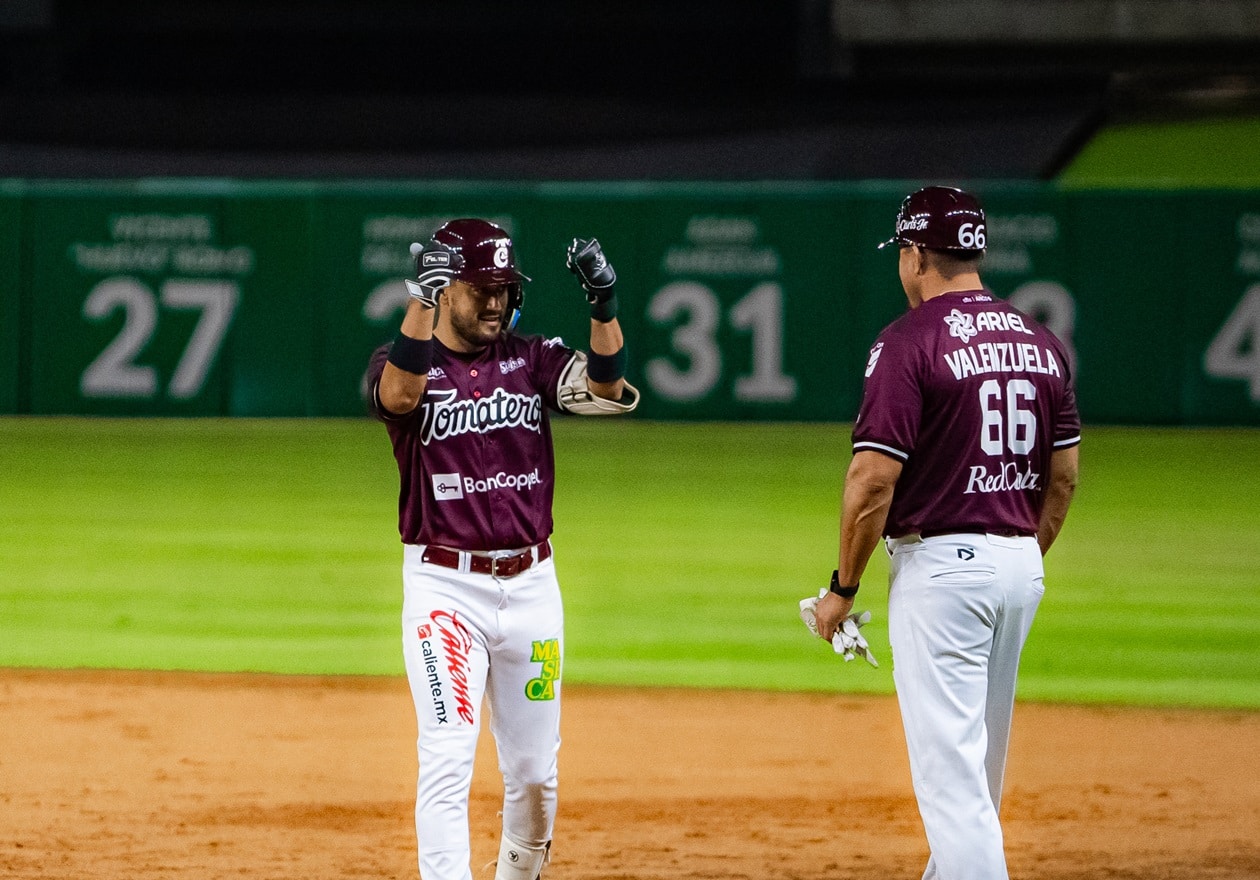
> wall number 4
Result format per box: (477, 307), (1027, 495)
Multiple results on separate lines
(1204, 283), (1260, 403)
(80, 277), (240, 399)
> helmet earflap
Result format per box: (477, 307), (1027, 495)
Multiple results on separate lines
(505, 282), (523, 331)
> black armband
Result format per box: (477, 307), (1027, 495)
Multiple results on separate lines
(589, 292), (618, 323)
(829, 570), (859, 599)
(585, 346), (627, 383)
(386, 333), (433, 375)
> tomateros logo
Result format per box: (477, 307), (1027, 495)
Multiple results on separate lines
(420, 387), (543, 444)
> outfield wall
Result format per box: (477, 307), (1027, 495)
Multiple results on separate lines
(2, 179), (1259, 424)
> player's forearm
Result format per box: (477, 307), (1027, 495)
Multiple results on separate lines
(378, 301), (434, 414)
(1037, 446), (1079, 555)
(838, 452), (901, 586)
(587, 317), (625, 401)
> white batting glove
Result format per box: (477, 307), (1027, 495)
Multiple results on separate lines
(799, 589), (879, 667)
(405, 240), (460, 309)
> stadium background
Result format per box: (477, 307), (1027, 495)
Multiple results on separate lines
(2, 4), (1259, 879)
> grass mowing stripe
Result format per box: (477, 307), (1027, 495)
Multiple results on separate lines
(1, 417), (1258, 708)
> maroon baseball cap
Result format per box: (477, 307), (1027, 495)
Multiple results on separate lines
(878, 186), (987, 252)
(432, 218), (531, 285)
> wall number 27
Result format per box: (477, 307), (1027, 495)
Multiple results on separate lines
(80, 278), (240, 399)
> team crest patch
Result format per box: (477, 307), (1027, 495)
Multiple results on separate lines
(944, 309), (978, 343)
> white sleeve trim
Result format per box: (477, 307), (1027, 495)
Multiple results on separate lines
(1053, 434), (1082, 448)
(852, 440), (910, 461)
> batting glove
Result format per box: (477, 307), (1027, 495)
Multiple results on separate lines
(566, 237), (618, 322)
(799, 590), (879, 667)
(405, 240), (463, 309)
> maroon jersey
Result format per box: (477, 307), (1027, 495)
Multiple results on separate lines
(852, 289), (1081, 538)
(367, 333), (578, 550)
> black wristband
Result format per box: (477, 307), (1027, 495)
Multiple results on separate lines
(589, 292), (618, 323)
(386, 333), (433, 375)
(585, 346), (627, 383)
(829, 570), (859, 598)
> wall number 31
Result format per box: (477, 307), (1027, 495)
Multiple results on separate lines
(645, 281), (798, 404)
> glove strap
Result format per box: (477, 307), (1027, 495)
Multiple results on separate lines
(589, 292), (618, 323)
(829, 570), (859, 598)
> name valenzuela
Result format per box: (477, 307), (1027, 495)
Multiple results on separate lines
(943, 341), (1062, 381)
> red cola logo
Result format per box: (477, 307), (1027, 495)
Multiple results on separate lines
(431, 610), (477, 725)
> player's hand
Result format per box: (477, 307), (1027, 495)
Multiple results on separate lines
(813, 590), (854, 642)
(405, 240), (464, 309)
(800, 589), (878, 667)
(566, 237), (616, 302)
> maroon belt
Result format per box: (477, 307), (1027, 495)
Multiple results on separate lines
(919, 528), (1034, 539)
(421, 543), (551, 578)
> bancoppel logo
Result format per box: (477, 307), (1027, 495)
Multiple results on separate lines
(432, 473), (464, 499)
(428, 366), (447, 380)
(499, 356), (526, 375)
(463, 468), (542, 495)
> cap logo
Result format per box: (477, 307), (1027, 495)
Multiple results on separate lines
(494, 241), (511, 268)
(897, 217), (929, 233)
(422, 252), (452, 267)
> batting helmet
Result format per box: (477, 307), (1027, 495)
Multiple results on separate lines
(426, 218), (530, 330)
(428, 218), (531, 285)
(878, 186), (987, 252)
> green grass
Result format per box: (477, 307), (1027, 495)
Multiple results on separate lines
(1060, 116), (1260, 188)
(2, 418), (1258, 708)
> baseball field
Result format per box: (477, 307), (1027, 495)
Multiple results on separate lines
(2, 417), (1259, 878)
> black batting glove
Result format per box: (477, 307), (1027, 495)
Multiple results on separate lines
(566, 237), (618, 322)
(405, 240), (464, 309)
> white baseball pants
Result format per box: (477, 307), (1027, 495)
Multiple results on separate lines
(886, 533), (1044, 880)
(400, 544), (563, 880)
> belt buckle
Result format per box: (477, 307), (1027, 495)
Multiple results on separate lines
(497, 548), (533, 579)
(490, 552), (517, 579)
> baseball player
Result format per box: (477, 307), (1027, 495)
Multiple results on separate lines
(365, 218), (638, 880)
(812, 187), (1080, 880)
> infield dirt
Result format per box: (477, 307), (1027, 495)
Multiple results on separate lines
(1, 668), (1257, 879)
